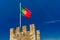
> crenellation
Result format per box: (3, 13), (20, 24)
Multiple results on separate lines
(36, 30), (40, 40)
(15, 27), (21, 40)
(10, 28), (17, 40)
(22, 26), (27, 32)
(10, 24), (40, 40)
(30, 24), (36, 40)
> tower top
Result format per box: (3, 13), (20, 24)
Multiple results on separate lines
(10, 24), (40, 40)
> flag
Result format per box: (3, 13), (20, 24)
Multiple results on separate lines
(21, 5), (32, 18)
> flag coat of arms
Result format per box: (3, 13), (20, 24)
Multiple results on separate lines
(21, 5), (32, 18)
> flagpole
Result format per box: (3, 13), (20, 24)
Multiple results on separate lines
(20, 3), (21, 27)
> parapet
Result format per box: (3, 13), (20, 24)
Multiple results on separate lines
(10, 24), (40, 40)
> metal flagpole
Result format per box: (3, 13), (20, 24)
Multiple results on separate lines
(20, 3), (21, 27)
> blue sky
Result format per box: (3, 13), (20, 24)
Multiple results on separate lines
(0, 0), (60, 40)
(21, 0), (60, 39)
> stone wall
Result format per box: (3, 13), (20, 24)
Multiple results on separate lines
(10, 24), (40, 40)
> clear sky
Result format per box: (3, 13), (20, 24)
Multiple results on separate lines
(0, 0), (60, 40)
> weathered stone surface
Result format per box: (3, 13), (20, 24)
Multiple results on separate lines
(10, 24), (40, 40)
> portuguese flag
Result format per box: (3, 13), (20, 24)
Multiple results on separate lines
(21, 5), (32, 18)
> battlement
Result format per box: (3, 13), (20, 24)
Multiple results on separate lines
(10, 24), (40, 40)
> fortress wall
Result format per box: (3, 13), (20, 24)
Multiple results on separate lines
(10, 24), (40, 40)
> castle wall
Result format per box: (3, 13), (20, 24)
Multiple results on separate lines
(10, 24), (40, 40)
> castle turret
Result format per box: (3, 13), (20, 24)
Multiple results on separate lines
(10, 24), (40, 40)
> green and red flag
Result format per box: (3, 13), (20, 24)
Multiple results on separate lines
(21, 5), (32, 18)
